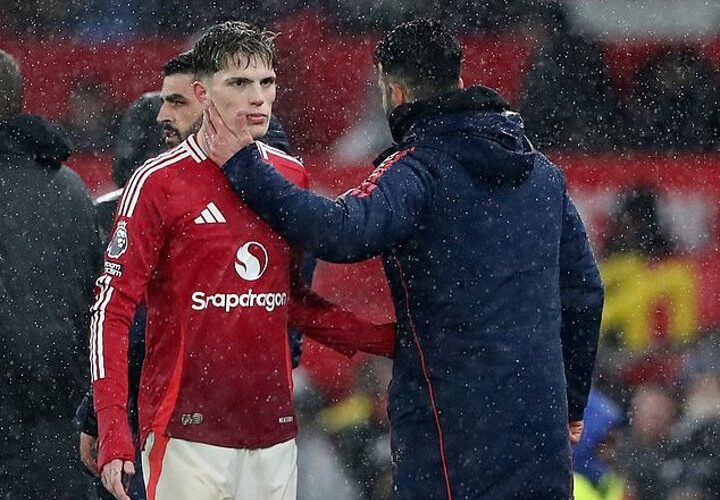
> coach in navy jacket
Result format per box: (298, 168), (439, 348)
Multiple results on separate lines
(208, 19), (603, 500)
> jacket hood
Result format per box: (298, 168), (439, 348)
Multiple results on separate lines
(388, 85), (535, 187)
(572, 390), (625, 485)
(0, 114), (71, 168)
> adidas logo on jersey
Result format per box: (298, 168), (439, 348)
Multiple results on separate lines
(194, 202), (226, 224)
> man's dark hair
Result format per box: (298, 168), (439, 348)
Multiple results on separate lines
(163, 51), (194, 77)
(192, 21), (277, 79)
(373, 19), (462, 101)
(0, 49), (23, 117)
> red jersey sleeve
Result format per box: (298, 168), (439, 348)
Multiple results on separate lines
(288, 252), (396, 358)
(90, 154), (172, 469)
(280, 159), (394, 358)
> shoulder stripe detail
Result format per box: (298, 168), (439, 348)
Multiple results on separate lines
(256, 141), (303, 165)
(183, 141), (202, 163)
(124, 152), (189, 217)
(120, 149), (190, 218)
(90, 275), (113, 381)
(185, 134), (207, 162)
(94, 188), (124, 205)
(118, 146), (186, 217)
(346, 147), (415, 199)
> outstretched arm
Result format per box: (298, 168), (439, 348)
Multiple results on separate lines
(202, 102), (437, 263)
(288, 250), (395, 358)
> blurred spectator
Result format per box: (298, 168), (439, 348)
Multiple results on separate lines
(0, 49), (101, 498)
(619, 384), (677, 500)
(661, 368), (720, 495)
(626, 48), (720, 151)
(0, 0), (69, 36)
(598, 186), (678, 382)
(62, 78), (118, 152)
(152, 0), (306, 34)
(317, 358), (393, 499)
(109, 92), (164, 204)
(603, 186), (674, 260)
(573, 390), (627, 500)
(518, 2), (624, 151)
(294, 369), (360, 500)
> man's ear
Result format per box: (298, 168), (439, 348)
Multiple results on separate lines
(192, 81), (208, 105)
(459, 77), (465, 89)
(389, 82), (410, 107)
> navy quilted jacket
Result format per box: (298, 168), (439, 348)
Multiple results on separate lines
(224, 86), (604, 500)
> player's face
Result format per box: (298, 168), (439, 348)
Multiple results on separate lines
(202, 55), (276, 140)
(157, 73), (202, 147)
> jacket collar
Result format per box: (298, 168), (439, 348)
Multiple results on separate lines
(387, 85), (511, 144)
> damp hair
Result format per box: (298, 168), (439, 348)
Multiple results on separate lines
(162, 51), (195, 77)
(373, 19), (462, 101)
(192, 21), (278, 79)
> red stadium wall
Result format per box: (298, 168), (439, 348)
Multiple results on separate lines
(8, 14), (720, 154)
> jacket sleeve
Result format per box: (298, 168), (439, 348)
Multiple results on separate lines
(90, 172), (167, 469)
(558, 179), (604, 422)
(223, 145), (436, 263)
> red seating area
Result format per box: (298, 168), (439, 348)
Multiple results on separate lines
(5, 37), (181, 121)
(11, 12), (720, 158)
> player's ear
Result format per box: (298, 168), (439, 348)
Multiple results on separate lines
(192, 81), (208, 105)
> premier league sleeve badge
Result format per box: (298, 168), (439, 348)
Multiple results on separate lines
(106, 221), (129, 259)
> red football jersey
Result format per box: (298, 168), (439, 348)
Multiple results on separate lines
(90, 135), (394, 468)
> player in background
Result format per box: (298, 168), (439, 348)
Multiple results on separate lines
(92, 22), (395, 500)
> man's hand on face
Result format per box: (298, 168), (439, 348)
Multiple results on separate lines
(101, 459), (135, 500)
(203, 100), (254, 166)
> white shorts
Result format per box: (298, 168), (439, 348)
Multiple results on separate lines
(141, 432), (297, 500)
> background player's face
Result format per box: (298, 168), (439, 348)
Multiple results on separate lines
(157, 73), (203, 147)
(200, 54), (276, 140)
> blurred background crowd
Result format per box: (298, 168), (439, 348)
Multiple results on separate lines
(4, 0), (720, 156)
(3, 0), (720, 499)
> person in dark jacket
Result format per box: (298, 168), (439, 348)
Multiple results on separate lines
(203, 19), (604, 499)
(0, 49), (102, 498)
(518, 2), (625, 151)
